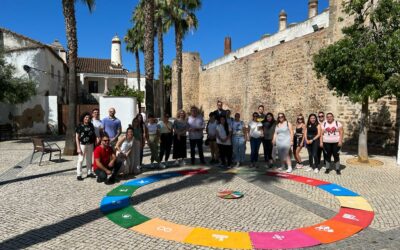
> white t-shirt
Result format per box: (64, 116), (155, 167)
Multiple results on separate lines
(92, 119), (103, 137)
(248, 121), (263, 138)
(322, 121), (342, 143)
(188, 115), (204, 140)
(207, 120), (218, 137)
(216, 124), (232, 145)
(232, 120), (245, 136)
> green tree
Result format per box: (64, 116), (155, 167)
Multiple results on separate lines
(62, 0), (95, 155)
(0, 50), (36, 104)
(107, 84), (144, 103)
(165, 0), (201, 111)
(125, 24), (144, 111)
(313, 0), (400, 162)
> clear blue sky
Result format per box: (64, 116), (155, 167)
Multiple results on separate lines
(0, 0), (329, 77)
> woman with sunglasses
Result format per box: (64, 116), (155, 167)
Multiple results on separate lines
(173, 109), (189, 166)
(75, 112), (96, 180)
(158, 113), (173, 166)
(273, 112), (294, 173)
(248, 112), (263, 167)
(304, 114), (321, 173)
(293, 114), (306, 169)
(262, 112), (276, 167)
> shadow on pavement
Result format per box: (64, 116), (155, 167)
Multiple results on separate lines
(0, 167), (75, 186)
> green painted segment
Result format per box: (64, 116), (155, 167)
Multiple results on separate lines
(107, 185), (141, 197)
(106, 206), (150, 228)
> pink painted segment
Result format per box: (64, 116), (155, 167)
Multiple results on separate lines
(249, 230), (321, 249)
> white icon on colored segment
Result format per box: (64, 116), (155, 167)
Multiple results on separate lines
(315, 225), (334, 233)
(122, 213), (132, 219)
(332, 188), (341, 192)
(156, 226), (172, 233)
(139, 180), (147, 184)
(272, 234), (285, 241)
(119, 188), (128, 192)
(212, 234), (229, 241)
(343, 213), (359, 221)
(111, 200), (121, 205)
(306, 180), (313, 183)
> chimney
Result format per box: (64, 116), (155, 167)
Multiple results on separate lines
(308, 0), (318, 18)
(279, 10), (287, 31)
(224, 37), (232, 55)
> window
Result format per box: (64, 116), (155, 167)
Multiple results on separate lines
(89, 81), (98, 93)
(51, 65), (54, 78)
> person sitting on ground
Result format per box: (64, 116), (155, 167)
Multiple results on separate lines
(93, 134), (121, 185)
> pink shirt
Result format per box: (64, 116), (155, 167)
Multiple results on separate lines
(322, 121), (342, 143)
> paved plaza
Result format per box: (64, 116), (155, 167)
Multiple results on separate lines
(1, 137), (400, 249)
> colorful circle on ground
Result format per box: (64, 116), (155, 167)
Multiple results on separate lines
(217, 190), (244, 199)
(100, 169), (374, 249)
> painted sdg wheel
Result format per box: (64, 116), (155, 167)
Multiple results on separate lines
(100, 169), (374, 249)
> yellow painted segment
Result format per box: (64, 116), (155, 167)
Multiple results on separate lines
(184, 227), (252, 249)
(131, 218), (194, 242)
(337, 196), (374, 212)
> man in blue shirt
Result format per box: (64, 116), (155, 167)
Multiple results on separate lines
(101, 107), (121, 147)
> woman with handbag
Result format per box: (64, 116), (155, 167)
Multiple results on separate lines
(206, 112), (219, 164)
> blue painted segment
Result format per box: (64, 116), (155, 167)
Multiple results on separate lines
(318, 183), (360, 196)
(124, 172), (182, 187)
(100, 196), (131, 213)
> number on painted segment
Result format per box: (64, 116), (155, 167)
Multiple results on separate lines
(212, 234), (229, 242)
(315, 225), (334, 233)
(122, 213), (132, 219)
(343, 213), (359, 221)
(156, 226), (172, 233)
(272, 234), (285, 241)
(332, 188), (341, 191)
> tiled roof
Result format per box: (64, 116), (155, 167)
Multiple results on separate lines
(77, 57), (128, 75)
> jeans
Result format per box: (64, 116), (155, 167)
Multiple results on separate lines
(159, 133), (173, 162)
(218, 144), (232, 166)
(263, 139), (273, 161)
(95, 161), (122, 182)
(307, 139), (320, 169)
(148, 135), (160, 163)
(189, 138), (205, 164)
(250, 137), (262, 163)
(323, 142), (341, 170)
(232, 135), (246, 163)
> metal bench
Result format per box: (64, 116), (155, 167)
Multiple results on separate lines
(30, 137), (62, 166)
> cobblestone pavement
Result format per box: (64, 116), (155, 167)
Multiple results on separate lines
(0, 138), (400, 249)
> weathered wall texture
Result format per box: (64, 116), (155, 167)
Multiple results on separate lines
(172, 0), (399, 152)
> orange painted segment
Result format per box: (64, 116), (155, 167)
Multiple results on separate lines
(184, 228), (252, 249)
(131, 218), (194, 242)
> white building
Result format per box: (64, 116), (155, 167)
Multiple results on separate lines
(76, 35), (146, 106)
(0, 27), (67, 134)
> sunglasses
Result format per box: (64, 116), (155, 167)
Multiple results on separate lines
(318, 115), (324, 118)
(102, 139), (110, 142)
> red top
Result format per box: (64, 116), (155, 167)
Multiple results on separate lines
(93, 145), (114, 171)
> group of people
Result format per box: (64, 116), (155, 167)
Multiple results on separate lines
(204, 101), (344, 175)
(75, 101), (344, 184)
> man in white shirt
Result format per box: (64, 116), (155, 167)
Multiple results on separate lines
(188, 106), (205, 165)
(91, 108), (103, 145)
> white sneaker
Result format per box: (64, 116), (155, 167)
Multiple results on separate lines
(159, 163), (166, 169)
(305, 167), (313, 172)
(277, 167), (285, 171)
(235, 162), (240, 167)
(286, 166), (293, 173)
(314, 168), (319, 174)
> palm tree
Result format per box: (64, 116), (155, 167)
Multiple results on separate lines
(142, 0), (155, 115)
(165, 0), (201, 111)
(62, 0), (95, 155)
(125, 25), (144, 111)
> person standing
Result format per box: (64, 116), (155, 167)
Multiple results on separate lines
(75, 112), (96, 180)
(304, 114), (321, 173)
(213, 100), (227, 121)
(320, 113), (343, 175)
(131, 118), (142, 174)
(135, 113), (146, 168)
(146, 114), (165, 168)
(115, 127), (134, 176)
(91, 108), (103, 145)
(173, 110), (188, 165)
(206, 112), (219, 164)
(262, 112), (276, 167)
(293, 114), (306, 169)
(216, 116), (233, 168)
(102, 107), (121, 147)
(273, 112), (293, 173)
(248, 112), (263, 167)
(93, 134), (121, 184)
(317, 111), (326, 167)
(158, 113), (173, 165)
(257, 105), (266, 122)
(232, 113), (246, 167)
(188, 106), (206, 165)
